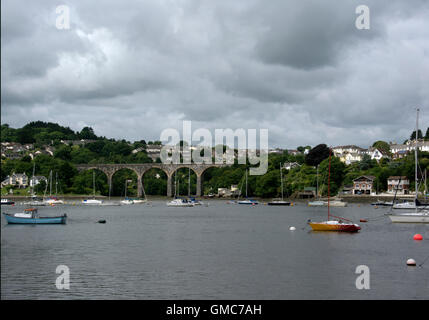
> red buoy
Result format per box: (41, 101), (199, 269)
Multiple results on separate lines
(360, 219), (368, 223)
(413, 234), (423, 241)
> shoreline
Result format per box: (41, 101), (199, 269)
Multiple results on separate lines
(2, 194), (427, 204)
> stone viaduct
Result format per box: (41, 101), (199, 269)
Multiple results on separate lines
(75, 163), (228, 197)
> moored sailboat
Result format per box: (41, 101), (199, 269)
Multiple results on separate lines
(237, 170), (259, 205)
(308, 149), (361, 232)
(268, 163), (291, 206)
(82, 171), (103, 205)
(388, 108), (429, 223)
(308, 165), (324, 206)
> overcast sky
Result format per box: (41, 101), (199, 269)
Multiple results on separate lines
(2, 0), (429, 149)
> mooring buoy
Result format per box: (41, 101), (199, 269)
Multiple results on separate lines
(406, 258), (416, 266)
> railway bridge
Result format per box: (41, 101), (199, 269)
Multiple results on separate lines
(75, 163), (228, 197)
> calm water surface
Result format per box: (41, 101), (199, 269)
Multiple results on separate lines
(1, 200), (428, 299)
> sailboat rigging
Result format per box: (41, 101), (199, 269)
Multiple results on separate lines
(307, 148), (361, 232)
(238, 169), (259, 205)
(268, 163), (291, 206)
(388, 108), (429, 222)
(82, 171), (103, 205)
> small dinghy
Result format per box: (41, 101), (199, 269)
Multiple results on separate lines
(3, 208), (67, 224)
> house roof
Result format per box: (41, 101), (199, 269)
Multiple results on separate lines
(387, 176), (409, 180)
(333, 145), (365, 150)
(353, 175), (376, 182)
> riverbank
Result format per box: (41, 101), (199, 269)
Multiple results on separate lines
(2, 194), (427, 204)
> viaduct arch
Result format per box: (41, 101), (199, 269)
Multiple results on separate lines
(75, 163), (228, 197)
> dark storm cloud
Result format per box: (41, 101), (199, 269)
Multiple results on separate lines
(1, 0), (429, 148)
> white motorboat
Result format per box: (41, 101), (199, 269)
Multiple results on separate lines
(120, 199), (134, 205)
(308, 200), (347, 207)
(44, 196), (64, 205)
(167, 198), (195, 207)
(82, 199), (103, 205)
(129, 198), (147, 204)
(1, 198), (15, 205)
(238, 199), (259, 205)
(388, 210), (429, 223)
(308, 200), (324, 207)
(326, 200), (348, 207)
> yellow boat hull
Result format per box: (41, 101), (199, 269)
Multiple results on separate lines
(309, 222), (360, 232)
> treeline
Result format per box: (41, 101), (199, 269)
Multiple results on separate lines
(1, 122), (429, 198)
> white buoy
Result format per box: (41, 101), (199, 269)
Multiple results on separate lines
(406, 258), (416, 266)
(289, 226), (296, 231)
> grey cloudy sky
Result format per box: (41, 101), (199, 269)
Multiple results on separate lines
(1, 0), (429, 149)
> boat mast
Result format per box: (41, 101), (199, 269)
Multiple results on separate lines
(93, 171), (95, 198)
(31, 162), (35, 197)
(245, 169), (248, 198)
(415, 108), (419, 212)
(328, 148), (331, 220)
(188, 168), (191, 197)
(124, 179), (127, 199)
(49, 170), (52, 196)
(316, 165), (319, 200)
(280, 163), (283, 201)
(55, 172), (58, 196)
(425, 169), (427, 201)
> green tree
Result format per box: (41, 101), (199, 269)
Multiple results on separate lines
(78, 127), (98, 140)
(305, 144), (330, 167)
(372, 141), (390, 154)
(410, 129), (423, 140)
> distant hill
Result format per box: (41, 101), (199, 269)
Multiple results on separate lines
(1, 121), (100, 145)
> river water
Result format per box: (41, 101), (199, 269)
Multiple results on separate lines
(1, 200), (428, 299)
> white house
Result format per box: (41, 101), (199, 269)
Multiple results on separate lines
(387, 176), (410, 194)
(1, 172), (29, 188)
(332, 145), (365, 157)
(283, 162), (301, 170)
(353, 176), (376, 195)
(365, 147), (390, 162)
(342, 152), (363, 165)
(29, 176), (47, 187)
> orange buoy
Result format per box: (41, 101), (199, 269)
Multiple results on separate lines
(413, 234), (423, 241)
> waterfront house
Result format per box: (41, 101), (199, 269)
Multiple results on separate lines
(352, 176), (376, 195)
(387, 176), (410, 194)
(340, 185), (354, 195)
(218, 185), (240, 197)
(1, 172), (29, 188)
